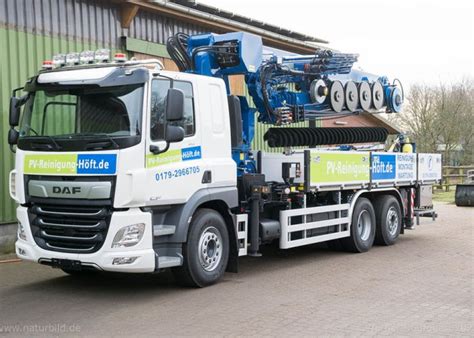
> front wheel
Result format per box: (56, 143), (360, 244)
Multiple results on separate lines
(172, 208), (229, 287)
(341, 197), (376, 253)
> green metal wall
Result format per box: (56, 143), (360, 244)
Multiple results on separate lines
(0, 27), (118, 224)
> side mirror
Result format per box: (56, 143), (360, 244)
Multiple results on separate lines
(9, 97), (21, 126)
(165, 125), (184, 143)
(149, 125), (184, 155)
(8, 128), (19, 145)
(149, 88), (185, 155)
(165, 88), (184, 121)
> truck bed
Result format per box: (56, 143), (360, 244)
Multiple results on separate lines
(259, 150), (442, 191)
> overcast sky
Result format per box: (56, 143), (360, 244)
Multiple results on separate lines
(199, 0), (473, 92)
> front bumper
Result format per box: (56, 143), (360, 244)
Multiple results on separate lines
(15, 206), (156, 273)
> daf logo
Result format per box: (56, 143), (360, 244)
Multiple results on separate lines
(29, 180), (111, 199)
(52, 186), (81, 194)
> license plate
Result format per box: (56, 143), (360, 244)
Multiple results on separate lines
(51, 258), (82, 271)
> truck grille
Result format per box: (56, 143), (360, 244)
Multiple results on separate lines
(29, 203), (111, 254)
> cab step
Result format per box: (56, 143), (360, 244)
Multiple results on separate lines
(153, 225), (176, 237)
(158, 256), (182, 268)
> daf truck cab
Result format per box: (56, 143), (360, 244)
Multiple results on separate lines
(10, 57), (240, 285)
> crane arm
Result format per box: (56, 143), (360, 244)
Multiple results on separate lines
(166, 31), (404, 174)
(166, 32), (403, 123)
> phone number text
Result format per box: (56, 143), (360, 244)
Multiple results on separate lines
(155, 166), (201, 181)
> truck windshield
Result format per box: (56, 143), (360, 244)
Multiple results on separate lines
(18, 84), (144, 151)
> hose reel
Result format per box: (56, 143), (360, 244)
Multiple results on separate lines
(358, 81), (372, 111)
(309, 78), (398, 113)
(309, 79), (328, 104)
(344, 81), (359, 112)
(371, 81), (384, 110)
(329, 81), (345, 113)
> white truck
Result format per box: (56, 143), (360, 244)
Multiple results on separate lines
(8, 33), (441, 287)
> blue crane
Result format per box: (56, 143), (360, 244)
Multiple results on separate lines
(166, 31), (403, 174)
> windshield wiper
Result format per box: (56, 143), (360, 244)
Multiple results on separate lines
(87, 133), (120, 149)
(92, 133), (120, 149)
(72, 133), (120, 150)
(29, 136), (62, 151)
(55, 132), (120, 149)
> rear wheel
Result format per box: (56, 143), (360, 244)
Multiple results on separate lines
(341, 197), (375, 253)
(374, 195), (402, 245)
(172, 208), (229, 287)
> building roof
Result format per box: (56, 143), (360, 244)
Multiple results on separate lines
(116, 0), (327, 54)
(169, 0), (328, 44)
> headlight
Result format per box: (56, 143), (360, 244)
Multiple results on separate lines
(17, 221), (26, 241)
(112, 223), (145, 248)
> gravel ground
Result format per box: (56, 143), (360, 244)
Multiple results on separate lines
(0, 202), (472, 337)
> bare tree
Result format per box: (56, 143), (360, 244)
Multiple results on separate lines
(434, 79), (473, 164)
(394, 84), (438, 153)
(390, 78), (473, 165)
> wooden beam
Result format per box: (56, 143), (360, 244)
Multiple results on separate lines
(120, 3), (139, 29)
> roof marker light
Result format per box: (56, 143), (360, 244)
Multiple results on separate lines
(94, 49), (110, 63)
(114, 52), (127, 63)
(80, 50), (95, 64)
(52, 53), (66, 68)
(66, 52), (80, 66)
(42, 60), (53, 70)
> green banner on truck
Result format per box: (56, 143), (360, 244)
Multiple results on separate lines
(309, 151), (370, 186)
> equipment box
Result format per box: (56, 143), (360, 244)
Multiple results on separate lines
(416, 185), (433, 208)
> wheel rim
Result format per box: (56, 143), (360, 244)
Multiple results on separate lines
(386, 206), (399, 236)
(198, 226), (223, 272)
(357, 210), (372, 241)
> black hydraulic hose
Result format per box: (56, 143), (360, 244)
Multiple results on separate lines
(264, 127), (389, 147)
(166, 33), (192, 71)
(260, 62), (276, 119)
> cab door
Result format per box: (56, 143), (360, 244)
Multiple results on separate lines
(145, 75), (204, 205)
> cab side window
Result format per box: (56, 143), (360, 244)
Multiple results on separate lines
(150, 79), (195, 141)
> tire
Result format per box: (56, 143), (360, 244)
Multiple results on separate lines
(341, 197), (376, 253)
(374, 195), (402, 246)
(172, 208), (229, 287)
